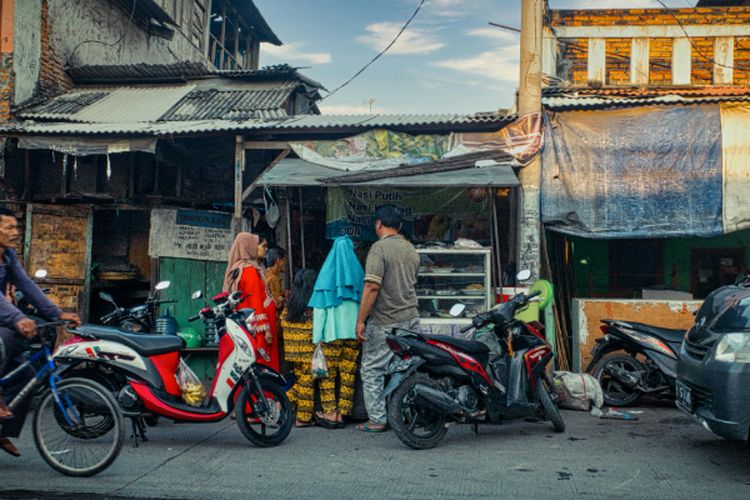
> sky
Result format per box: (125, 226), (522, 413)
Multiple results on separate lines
(254, 0), (694, 115)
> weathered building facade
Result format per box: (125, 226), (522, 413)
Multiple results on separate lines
(539, 3), (750, 369)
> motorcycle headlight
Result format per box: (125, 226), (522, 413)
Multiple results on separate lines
(714, 333), (750, 363)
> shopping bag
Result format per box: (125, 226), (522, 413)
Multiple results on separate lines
(311, 343), (329, 379)
(176, 359), (208, 407)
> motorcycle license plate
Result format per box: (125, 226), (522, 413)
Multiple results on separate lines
(675, 381), (693, 410)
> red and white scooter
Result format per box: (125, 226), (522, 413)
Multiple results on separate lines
(54, 290), (293, 447)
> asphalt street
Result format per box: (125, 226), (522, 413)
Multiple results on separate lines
(1, 404), (749, 499)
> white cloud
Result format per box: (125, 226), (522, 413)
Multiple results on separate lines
(433, 44), (520, 84)
(263, 43), (331, 65)
(319, 103), (395, 115)
(357, 22), (444, 55)
(467, 27), (518, 44)
(426, 0), (482, 18)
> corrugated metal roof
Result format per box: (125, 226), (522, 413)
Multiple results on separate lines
(66, 62), (322, 88)
(542, 86), (750, 110)
(160, 83), (296, 121)
(0, 112), (513, 137)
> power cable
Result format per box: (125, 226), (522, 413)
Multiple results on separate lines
(315, 0), (427, 108)
(66, 0), (138, 68)
(654, 0), (750, 72)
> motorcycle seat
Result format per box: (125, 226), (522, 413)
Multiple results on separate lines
(609, 320), (685, 344)
(72, 324), (184, 356)
(422, 334), (490, 355)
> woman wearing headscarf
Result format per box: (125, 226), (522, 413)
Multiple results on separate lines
(308, 236), (364, 427)
(223, 232), (279, 371)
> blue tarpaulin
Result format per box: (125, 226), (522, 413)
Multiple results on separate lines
(542, 104), (723, 238)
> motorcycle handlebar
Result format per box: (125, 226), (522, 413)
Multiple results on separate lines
(188, 314), (200, 322)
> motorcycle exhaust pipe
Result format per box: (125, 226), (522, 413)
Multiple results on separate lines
(412, 384), (463, 415)
(604, 364), (641, 389)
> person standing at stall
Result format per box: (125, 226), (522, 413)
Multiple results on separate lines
(280, 269), (318, 427)
(309, 236), (364, 428)
(355, 205), (420, 433)
(223, 232), (279, 371)
(264, 246), (287, 310)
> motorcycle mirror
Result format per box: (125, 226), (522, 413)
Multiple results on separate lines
(449, 303), (466, 318)
(99, 291), (116, 304)
(155, 280), (171, 291)
(192, 290), (203, 300)
(34, 269), (48, 279)
(516, 269), (532, 281)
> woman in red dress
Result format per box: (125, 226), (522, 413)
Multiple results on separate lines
(222, 232), (279, 371)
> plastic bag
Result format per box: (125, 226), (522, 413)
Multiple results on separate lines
(311, 343), (329, 379)
(176, 359), (207, 407)
(264, 186), (280, 229)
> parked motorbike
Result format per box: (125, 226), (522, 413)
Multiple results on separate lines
(586, 320), (684, 406)
(99, 280), (175, 333)
(383, 272), (564, 450)
(54, 290), (293, 447)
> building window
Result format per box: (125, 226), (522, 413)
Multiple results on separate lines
(208, 0), (255, 70)
(608, 239), (665, 296)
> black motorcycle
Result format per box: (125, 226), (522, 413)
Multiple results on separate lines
(587, 320), (685, 406)
(99, 280), (175, 333)
(384, 283), (564, 450)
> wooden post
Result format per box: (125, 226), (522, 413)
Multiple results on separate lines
(285, 189), (293, 277)
(298, 187), (306, 269)
(22, 149), (30, 199)
(233, 135), (245, 232)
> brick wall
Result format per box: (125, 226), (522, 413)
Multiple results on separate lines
(37, 0), (71, 101)
(550, 7), (750, 86)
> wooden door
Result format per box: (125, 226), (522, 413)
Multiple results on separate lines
(23, 204), (93, 320)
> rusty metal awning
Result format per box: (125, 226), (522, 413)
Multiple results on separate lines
(258, 157), (519, 188)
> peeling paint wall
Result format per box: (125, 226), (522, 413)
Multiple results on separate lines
(571, 299), (702, 372)
(13, 0), (41, 105)
(48, 0), (207, 68)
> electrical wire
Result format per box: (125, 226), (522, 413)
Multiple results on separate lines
(654, 0), (750, 72)
(66, 0), (138, 68)
(316, 0), (426, 107)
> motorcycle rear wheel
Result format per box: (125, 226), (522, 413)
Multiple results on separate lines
(387, 374), (448, 450)
(536, 375), (565, 433)
(236, 380), (293, 447)
(593, 353), (643, 407)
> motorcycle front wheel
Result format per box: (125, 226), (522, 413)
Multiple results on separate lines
(387, 374), (448, 450)
(536, 375), (565, 433)
(236, 380), (293, 447)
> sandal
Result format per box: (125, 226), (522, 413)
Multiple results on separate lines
(314, 412), (341, 430)
(355, 421), (387, 433)
(0, 438), (20, 457)
(294, 419), (314, 428)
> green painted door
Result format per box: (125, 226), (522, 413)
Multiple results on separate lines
(157, 257), (227, 337)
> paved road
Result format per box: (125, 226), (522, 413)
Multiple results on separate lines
(2, 404), (749, 499)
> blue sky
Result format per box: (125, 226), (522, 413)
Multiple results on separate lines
(254, 0), (691, 115)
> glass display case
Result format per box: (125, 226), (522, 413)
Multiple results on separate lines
(416, 247), (493, 336)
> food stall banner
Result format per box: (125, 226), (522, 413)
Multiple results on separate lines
(325, 187), (490, 241)
(542, 104), (723, 238)
(149, 209), (234, 262)
(290, 129), (452, 171)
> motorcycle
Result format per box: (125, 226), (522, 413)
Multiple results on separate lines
(586, 319), (684, 406)
(54, 290), (294, 447)
(383, 273), (564, 450)
(98, 280), (175, 333)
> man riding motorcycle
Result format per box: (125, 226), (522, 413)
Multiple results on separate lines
(0, 207), (80, 457)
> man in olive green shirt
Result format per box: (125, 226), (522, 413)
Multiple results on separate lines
(355, 205), (420, 432)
